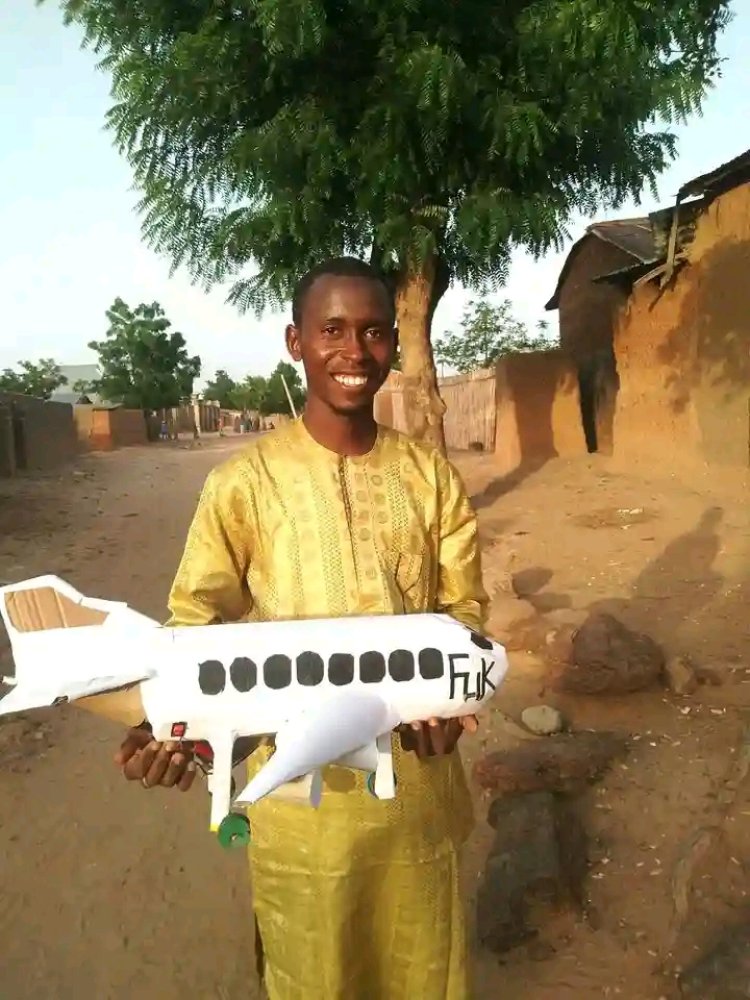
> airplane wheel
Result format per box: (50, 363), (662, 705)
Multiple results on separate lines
(217, 812), (251, 849)
(366, 772), (397, 798)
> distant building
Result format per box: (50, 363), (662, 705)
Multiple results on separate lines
(51, 364), (109, 406)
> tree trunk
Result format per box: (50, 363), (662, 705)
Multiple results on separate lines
(393, 253), (450, 452)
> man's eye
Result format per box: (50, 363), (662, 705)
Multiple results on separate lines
(323, 326), (339, 336)
(364, 328), (384, 339)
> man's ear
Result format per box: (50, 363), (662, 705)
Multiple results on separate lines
(285, 324), (302, 362)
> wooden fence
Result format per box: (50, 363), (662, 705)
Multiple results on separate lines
(374, 368), (497, 451)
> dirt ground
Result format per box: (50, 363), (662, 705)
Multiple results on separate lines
(1, 435), (748, 1000)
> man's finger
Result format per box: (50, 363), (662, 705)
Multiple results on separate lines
(160, 750), (191, 788)
(177, 761), (197, 792)
(426, 719), (447, 756)
(114, 728), (151, 766)
(143, 742), (179, 788)
(461, 715), (479, 734)
(123, 740), (162, 781)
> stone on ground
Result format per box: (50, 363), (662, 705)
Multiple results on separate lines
(554, 612), (664, 694)
(521, 705), (565, 736)
(664, 654), (699, 696)
(477, 791), (587, 953)
(473, 731), (627, 795)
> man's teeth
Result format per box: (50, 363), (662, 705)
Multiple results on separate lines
(333, 375), (367, 387)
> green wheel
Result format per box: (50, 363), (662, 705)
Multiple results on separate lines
(217, 812), (251, 849)
(366, 772), (397, 798)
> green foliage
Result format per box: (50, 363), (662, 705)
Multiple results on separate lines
(0, 358), (67, 400)
(434, 300), (555, 373)
(261, 362), (306, 416)
(203, 369), (238, 408)
(53, 0), (730, 316)
(88, 298), (201, 410)
(203, 363), (305, 414)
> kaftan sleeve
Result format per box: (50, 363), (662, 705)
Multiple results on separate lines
(166, 467), (252, 627)
(435, 456), (489, 633)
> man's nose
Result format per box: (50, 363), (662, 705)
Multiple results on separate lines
(340, 331), (367, 362)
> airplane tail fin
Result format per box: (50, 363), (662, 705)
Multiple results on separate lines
(0, 575), (156, 723)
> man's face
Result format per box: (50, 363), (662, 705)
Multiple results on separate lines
(286, 275), (396, 414)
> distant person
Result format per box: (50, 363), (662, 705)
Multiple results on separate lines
(113, 257), (488, 999)
(159, 419), (168, 441)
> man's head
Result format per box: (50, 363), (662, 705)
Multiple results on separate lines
(286, 257), (397, 415)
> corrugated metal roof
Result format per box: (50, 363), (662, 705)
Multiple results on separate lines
(545, 217), (658, 310)
(678, 147), (750, 201)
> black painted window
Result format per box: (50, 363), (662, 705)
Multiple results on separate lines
(264, 654), (292, 690)
(229, 657), (257, 692)
(297, 650), (324, 686)
(360, 650), (386, 683)
(329, 652), (354, 686)
(418, 647), (444, 680)
(199, 659), (226, 695)
(389, 649), (414, 682)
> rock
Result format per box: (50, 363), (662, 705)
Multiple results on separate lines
(664, 655), (699, 696)
(476, 791), (587, 954)
(521, 705), (565, 736)
(474, 731), (627, 796)
(555, 613), (664, 694)
(679, 923), (750, 999)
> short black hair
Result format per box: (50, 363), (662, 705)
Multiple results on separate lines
(291, 256), (395, 326)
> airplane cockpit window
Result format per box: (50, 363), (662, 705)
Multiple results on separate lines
(470, 631), (493, 651)
(418, 647), (444, 680)
(360, 651), (386, 683)
(329, 652), (355, 686)
(230, 656), (257, 692)
(388, 649), (414, 682)
(199, 659), (226, 695)
(297, 650), (324, 686)
(264, 653), (292, 689)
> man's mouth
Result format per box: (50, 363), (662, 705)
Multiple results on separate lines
(331, 374), (369, 388)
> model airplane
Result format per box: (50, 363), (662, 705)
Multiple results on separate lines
(0, 575), (508, 848)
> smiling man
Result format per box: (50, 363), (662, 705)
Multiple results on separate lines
(115, 257), (489, 999)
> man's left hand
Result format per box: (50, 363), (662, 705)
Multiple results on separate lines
(398, 715), (478, 759)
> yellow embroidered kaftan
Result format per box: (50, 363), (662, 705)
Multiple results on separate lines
(167, 418), (488, 1000)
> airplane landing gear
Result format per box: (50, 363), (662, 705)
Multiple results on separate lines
(366, 772), (397, 798)
(217, 812), (251, 849)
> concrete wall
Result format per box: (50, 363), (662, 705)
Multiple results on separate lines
(0, 392), (77, 474)
(494, 350), (588, 475)
(613, 182), (750, 470)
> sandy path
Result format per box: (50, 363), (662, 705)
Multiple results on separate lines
(1, 438), (748, 999)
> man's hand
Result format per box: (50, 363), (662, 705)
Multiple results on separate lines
(114, 726), (197, 791)
(399, 715), (479, 759)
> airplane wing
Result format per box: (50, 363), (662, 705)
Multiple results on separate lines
(234, 690), (399, 806)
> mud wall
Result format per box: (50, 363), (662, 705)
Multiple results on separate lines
(75, 406), (148, 451)
(557, 237), (634, 360)
(0, 392), (77, 473)
(613, 182), (750, 469)
(494, 350), (587, 475)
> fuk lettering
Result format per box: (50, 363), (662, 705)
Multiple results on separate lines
(448, 654), (496, 703)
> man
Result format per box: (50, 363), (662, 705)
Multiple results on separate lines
(116, 257), (489, 998)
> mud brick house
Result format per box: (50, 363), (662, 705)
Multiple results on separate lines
(545, 217), (659, 454)
(547, 147), (750, 471)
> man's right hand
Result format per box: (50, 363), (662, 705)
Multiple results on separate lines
(115, 726), (197, 791)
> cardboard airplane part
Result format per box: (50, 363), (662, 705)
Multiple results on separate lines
(0, 574), (509, 848)
(3, 586), (147, 727)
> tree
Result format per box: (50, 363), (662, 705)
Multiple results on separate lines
(0, 358), (67, 400)
(54, 0), (730, 449)
(203, 369), (238, 409)
(434, 300), (555, 374)
(260, 362), (306, 416)
(88, 298), (201, 411)
(232, 375), (269, 413)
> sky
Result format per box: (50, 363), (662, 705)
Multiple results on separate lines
(1, 1), (749, 389)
